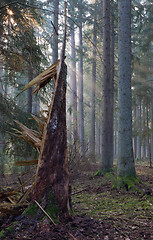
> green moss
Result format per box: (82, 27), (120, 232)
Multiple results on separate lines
(94, 169), (102, 176)
(143, 181), (151, 187)
(104, 172), (115, 181)
(23, 190), (59, 223)
(0, 221), (18, 239)
(94, 169), (139, 191)
(23, 202), (38, 216)
(104, 168), (114, 174)
(95, 168), (115, 177)
(73, 189), (153, 221)
(124, 176), (139, 190)
(44, 192), (59, 223)
(6, 224), (15, 233)
(132, 186), (141, 193)
(112, 175), (140, 190)
(0, 230), (5, 239)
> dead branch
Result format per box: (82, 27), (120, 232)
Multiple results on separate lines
(34, 200), (56, 226)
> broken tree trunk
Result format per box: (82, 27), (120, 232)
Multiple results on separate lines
(31, 2), (70, 220)
(31, 60), (70, 219)
(0, 2), (70, 222)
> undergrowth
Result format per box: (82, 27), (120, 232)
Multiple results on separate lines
(0, 221), (18, 239)
(95, 169), (141, 190)
(72, 166), (153, 227)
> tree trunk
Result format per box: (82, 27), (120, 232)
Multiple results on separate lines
(150, 98), (153, 167)
(70, 4), (78, 144)
(142, 102), (146, 159)
(78, 2), (84, 155)
(96, 103), (101, 159)
(32, 2), (69, 217)
(0, 57), (5, 175)
(146, 104), (152, 167)
(32, 95), (40, 114)
(32, 61), (70, 219)
(110, 2), (115, 161)
(114, 113), (118, 160)
(52, 0), (59, 63)
(136, 98), (141, 160)
(90, 0), (97, 159)
(133, 104), (137, 159)
(150, 58), (153, 167)
(101, 0), (113, 172)
(27, 67), (33, 113)
(25, 66), (33, 171)
(117, 0), (136, 177)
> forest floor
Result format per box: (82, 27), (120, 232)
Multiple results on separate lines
(0, 162), (153, 240)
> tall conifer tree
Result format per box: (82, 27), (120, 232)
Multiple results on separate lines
(101, 0), (114, 172)
(117, 0), (136, 177)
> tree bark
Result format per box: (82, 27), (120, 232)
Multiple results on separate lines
(90, 0), (97, 159)
(142, 102), (146, 159)
(150, 98), (153, 167)
(32, 61), (70, 218)
(27, 67), (33, 113)
(114, 114), (118, 159)
(101, 0), (113, 171)
(133, 104), (137, 159)
(117, 0), (136, 177)
(110, 3), (115, 160)
(0, 57), (5, 175)
(78, 1), (84, 155)
(70, 4), (78, 144)
(96, 103), (101, 159)
(146, 104), (152, 167)
(136, 98), (141, 160)
(52, 0), (59, 63)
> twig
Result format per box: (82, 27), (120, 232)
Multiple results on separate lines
(51, 21), (58, 36)
(18, 177), (24, 194)
(72, 185), (89, 195)
(34, 200), (56, 226)
(68, 232), (77, 240)
(7, 196), (16, 204)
